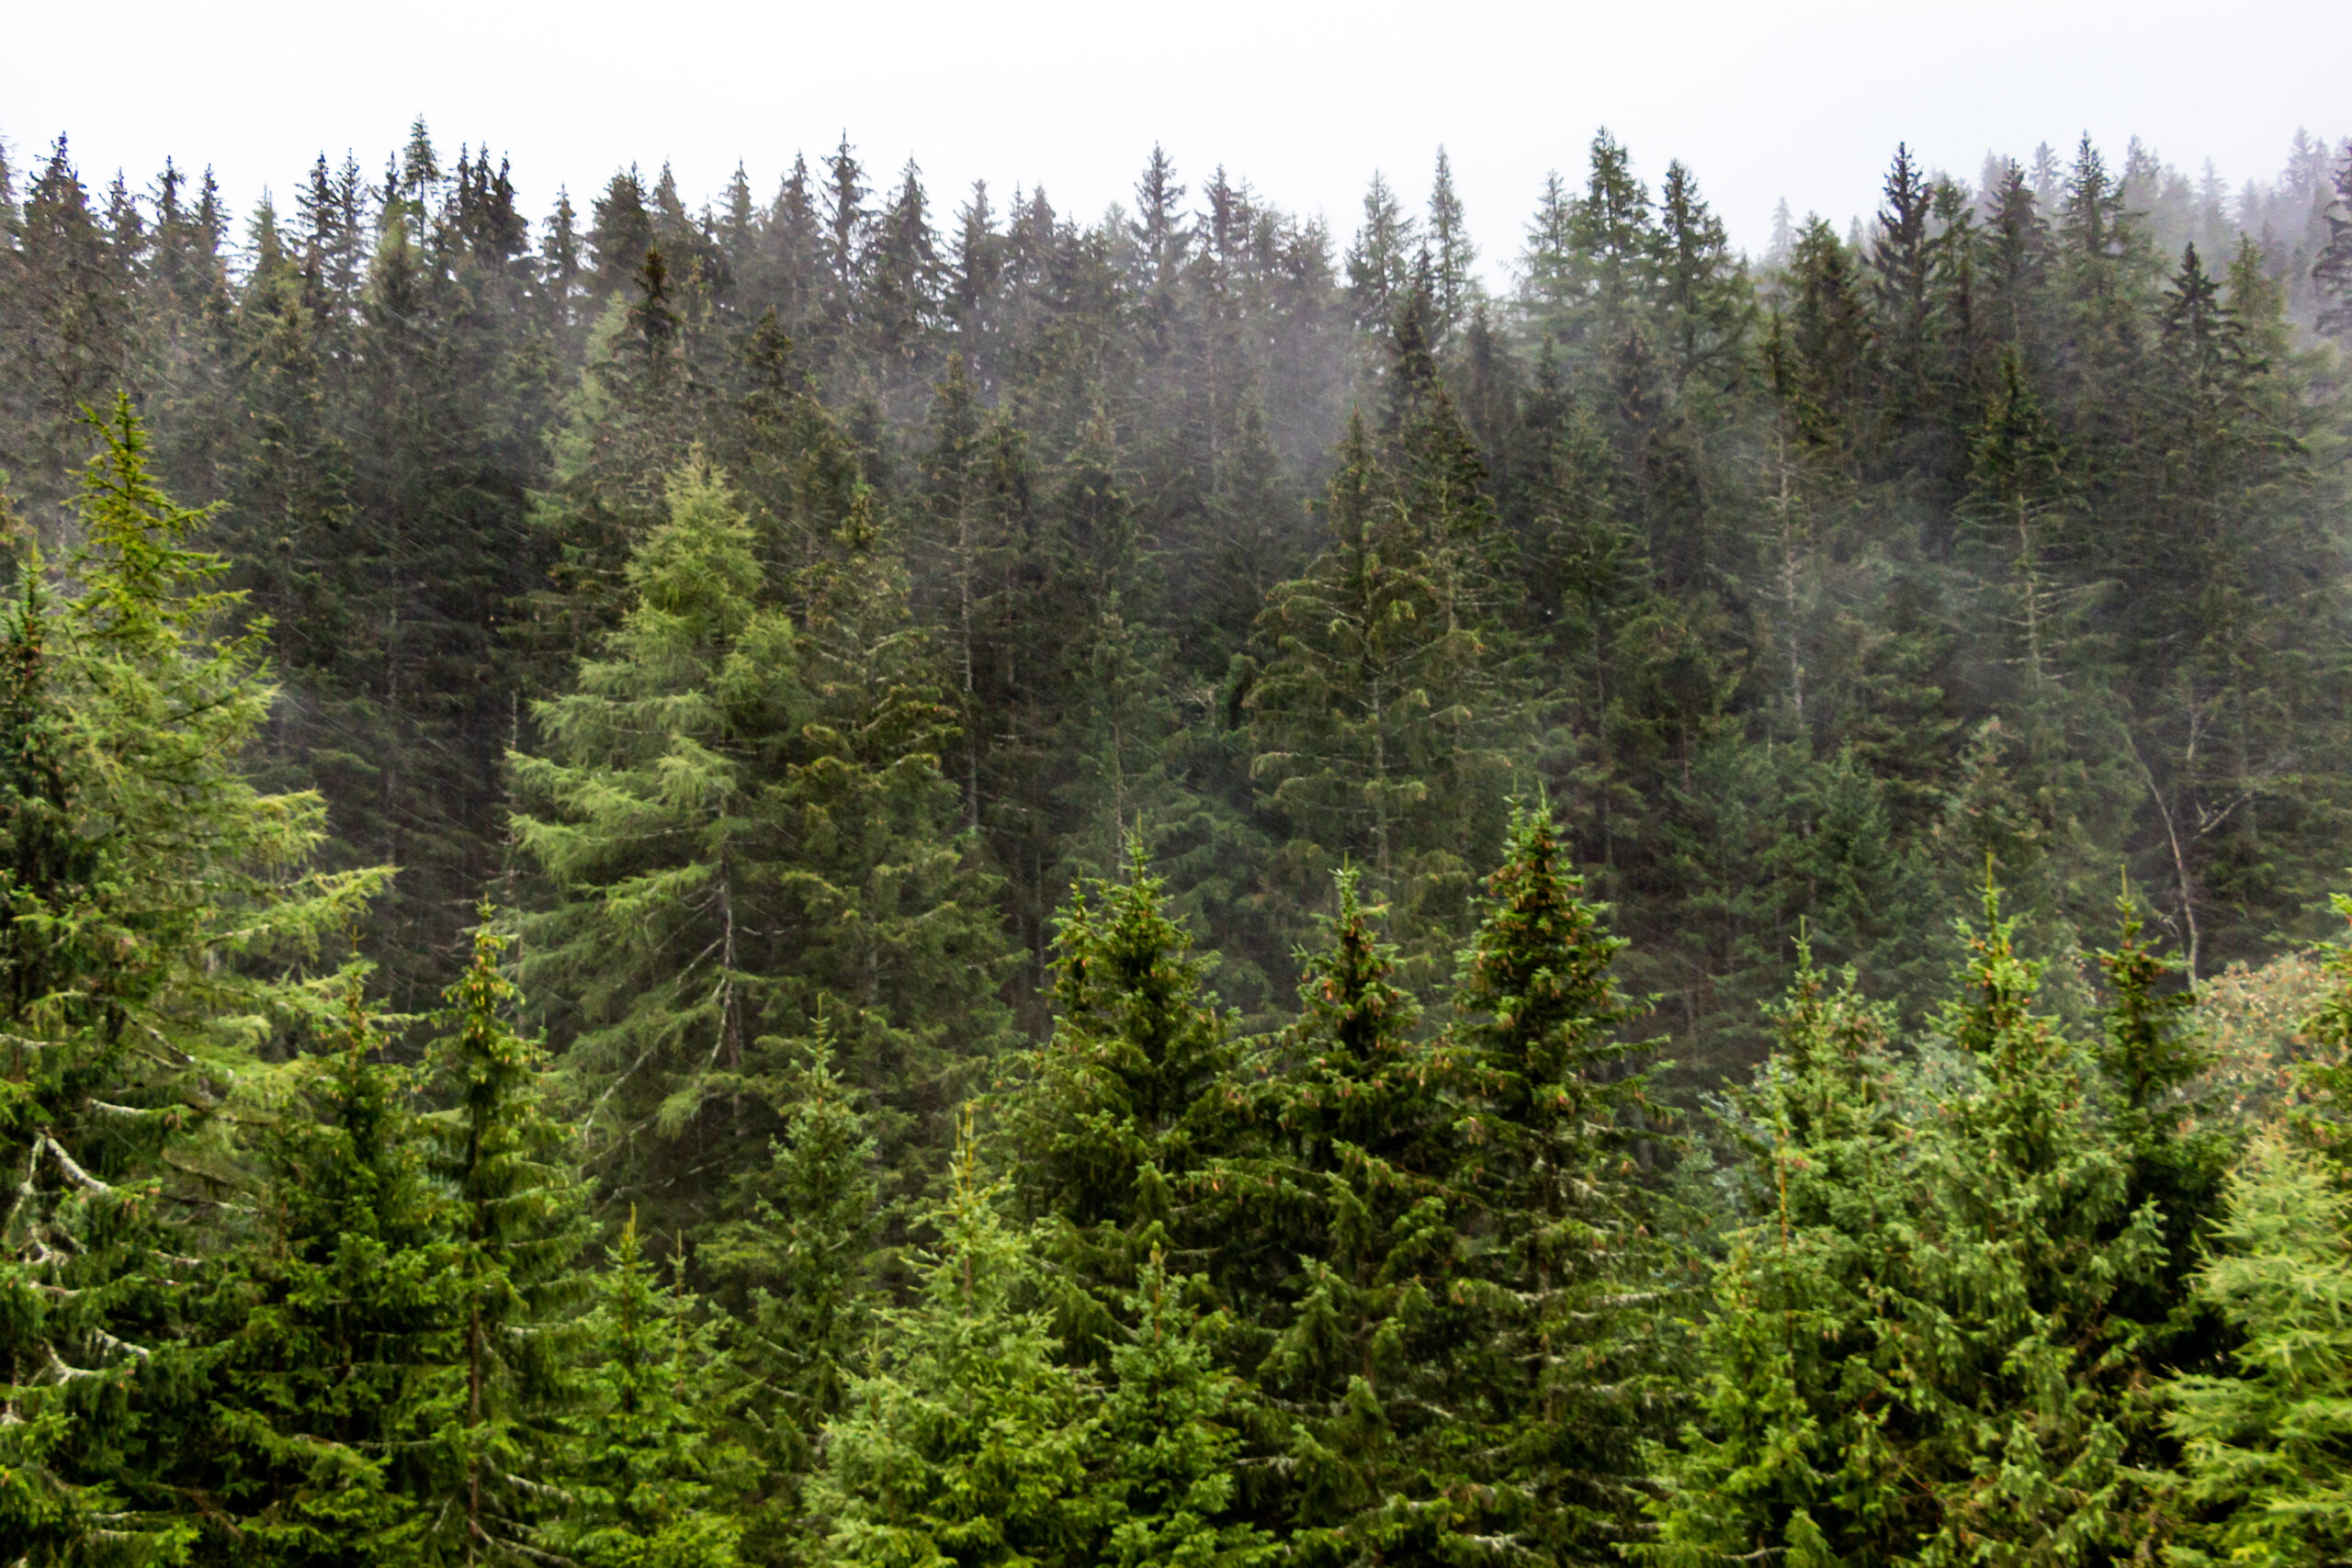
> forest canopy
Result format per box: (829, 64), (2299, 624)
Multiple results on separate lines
(4, 117), (2352, 1566)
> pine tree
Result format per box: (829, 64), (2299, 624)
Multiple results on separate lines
(1091, 1253), (1275, 1568)
(2155, 889), (2352, 1562)
(1896, 885), (2165, 1563)
(2161, 1134), (2352, 1566)
(0, 403), (387, 1562)
(1651, 941), (1918, 1568)
(175, 987), (462, 1565)
(1650, 161), (1748, 398)
(1216, 870), (1464, 1562)
(1246, 389), (1524, 976)
(2316, 144), (2352, 341)
(1343, 174), (1417, 342)
(1427, 148), (1474, 339)
(513, 458), (793, 1222)
(699, 1022), (879, 1562)
(515, 457), (1012, 1226)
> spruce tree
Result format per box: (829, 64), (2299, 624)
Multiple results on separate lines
(0, 404), (386, 1562)
(513, 457), (794, 1221)
(1447, 805), (1672, 1562)
(1091, 1253), (1276, 1568)
(1246, 391), (1524, 979)
(2158, 893), (2352, 1563)
(811, 1124), (1100, 1568)
(548, 1210), (744, 1568)
(424, 913), (590, 1564)
(699, 1023), (880, 1561)
(1003, 839), (1239, 1358)
(1215, 870), (1464, 1562)
(2161, 1135), (2352, 1568)
(1651, 942), (1917, 1567)
(175, 987), (461, 1566)
(1895, 886), (2165, 1563)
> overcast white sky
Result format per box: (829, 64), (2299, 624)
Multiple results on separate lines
(5, 0), (2345, 280)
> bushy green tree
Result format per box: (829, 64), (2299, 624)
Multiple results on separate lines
(1894, 888), (2164, 1564)
(811, 1127), (1099, 1568)
(2161, 1134), (2352, 1568)
(1447, 804), (1673, 1562)
(512, 457), (794, 1220)
(1651, 942), (1917, 1568)
(700, 1023), (879, 1562)
(1214, 870), (1464, 1562)
(1004, 839), (1239, 1358)
(0, 402), (386, 1562)
(175, 988), (460, 1567)
(515, 457), (1013, 1224)
(549, 1209), (744, 1568)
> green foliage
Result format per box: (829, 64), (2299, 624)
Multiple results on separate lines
(0, 403), (387, 1563)
(549, 1210), (745, 1568)
(424, 911), (591, 1563)
(1216, 869), (1466, 1562)
(7, 118), (2352, 1568)
(2162, 1134), (2352, 1567)
(1447, 804), (1674, 1562)
(1004, 838), (1238, 1358)
(700, 1024), (880, 1560)
(1651, 942), (1917, 1566)
(811, 1128), (1098, 1568)
(176, 990), (460, 1566)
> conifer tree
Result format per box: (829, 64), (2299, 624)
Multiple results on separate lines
(513, 458), (795, 1220)
(1447, 805), (1672, 1562)
(2161, 1135), (2352, 1568)
(0, 404), (386, 1562)
(1651, 942), (1917, 1567)
(700, 1023), (880, 1560)
(1090, 1254), (1275, 1568)
(548, 1210), (744, 1568)
(1894, 886), (2164, 1562)
(2158, 893), (2352, 1563)
(1004, 840), (1238, 1357)
(175, 987), (461, 1565)
(1246, 381), (1525, 976)
(812, 1122), (1100, 1568)
(1216, 870), (1464, 1561)
(425, 913), (590, 1564)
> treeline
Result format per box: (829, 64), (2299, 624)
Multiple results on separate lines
(4, 114), (2352, 1563)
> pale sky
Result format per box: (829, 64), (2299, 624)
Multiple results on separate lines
(5, 0), (2344, 281)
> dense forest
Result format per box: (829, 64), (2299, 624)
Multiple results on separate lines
(5, 114), (2352, 1564)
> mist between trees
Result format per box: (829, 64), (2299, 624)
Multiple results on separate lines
(4, 117), (2352, 1565)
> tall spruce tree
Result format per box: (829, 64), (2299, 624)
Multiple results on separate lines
(811, 1124), (1101, 1568)
(1004, 840), (1240, 1359)
(1446, 805), (1673, 1562)
(1651, 942), (1917, 1567)
(1215, 870), (1465, 1562)
(171, 987), (461, 1566)
(0, 403), (386, 1562)
(700, 1023), (880, 1562)
(424, 913), (590, 1564)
